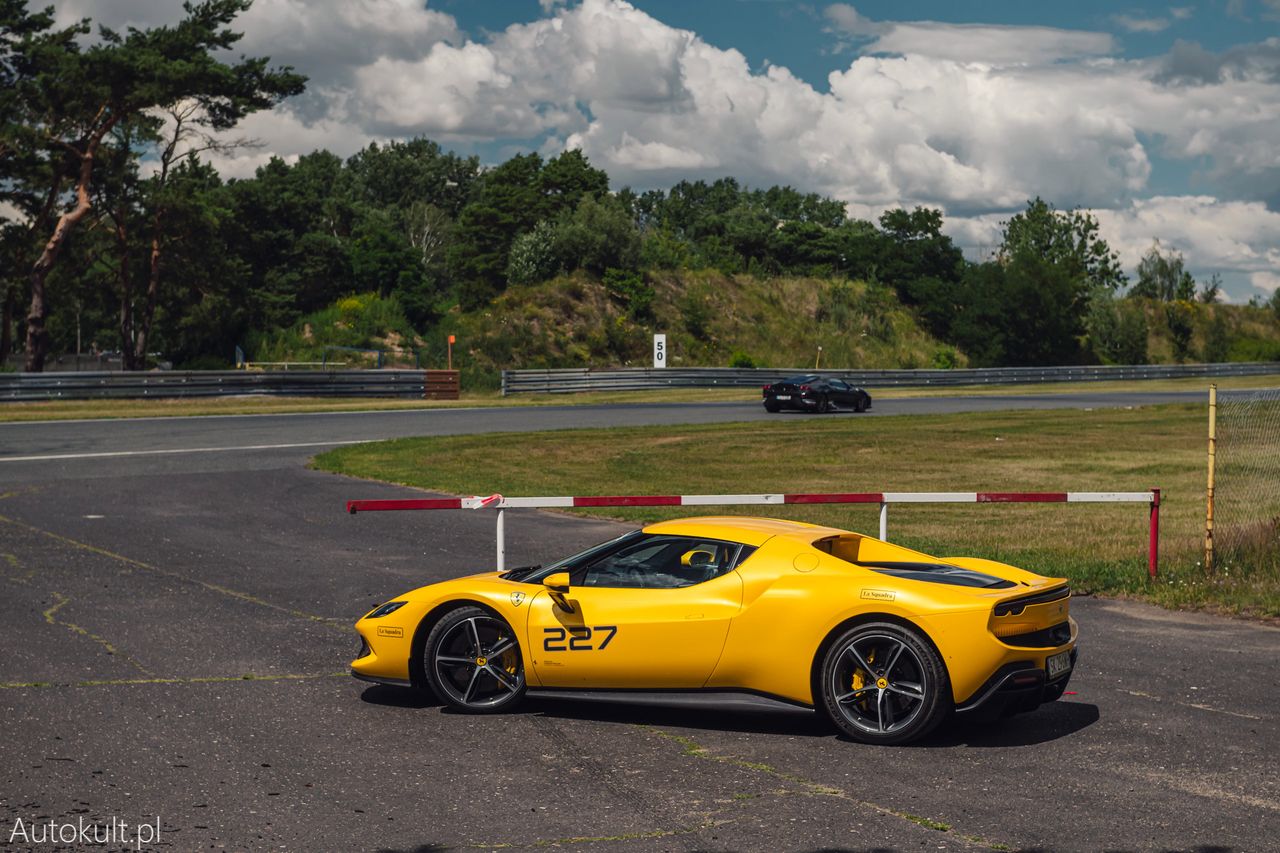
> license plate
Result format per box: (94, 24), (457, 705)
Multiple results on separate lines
(1047, 650), (1072, 680)
(775, 395), (791, 401)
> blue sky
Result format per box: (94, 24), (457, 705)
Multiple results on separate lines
(49, 0), (1280, 300)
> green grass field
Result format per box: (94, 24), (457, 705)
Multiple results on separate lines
(313, 403), (1280, 621)
(2, 373), (1278, 422)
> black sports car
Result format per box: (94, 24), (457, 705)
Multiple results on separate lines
(762, 374), (872, 413)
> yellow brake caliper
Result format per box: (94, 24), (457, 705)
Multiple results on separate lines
(851, 648), (875, 704)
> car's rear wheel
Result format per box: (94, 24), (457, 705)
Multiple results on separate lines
(764, 400), (780, 413)
(423, 606), (525, 713)
(818, 395), (833, 413)
(818, 621), (950, 744)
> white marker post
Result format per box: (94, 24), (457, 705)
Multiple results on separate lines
(653, 333), (667, 368)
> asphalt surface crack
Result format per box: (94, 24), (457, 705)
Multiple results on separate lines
(0, 551), (35, 584)
(41, 591), (152, 675)
(1119, 687), (1268, 720)
(638, 726), (1007, 850)
(0, 512), (347, 633)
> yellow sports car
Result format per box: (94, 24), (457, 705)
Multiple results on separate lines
(352, 517), (1077, 744)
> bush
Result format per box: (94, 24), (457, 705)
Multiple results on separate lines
(1165, 300), (1196, 363)
(1227, 337), (1280, 361)
(931, 346), (958, 369)
(729, 350), (756, 368)
(816, 280), (858, 329)
(602, 268), (654, 321)
(1087, 289), (1148, 364)
(678, 287), (713, 341)
(1203, 311), (1231, 363)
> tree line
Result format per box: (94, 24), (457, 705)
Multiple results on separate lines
(2, 1), (1271, 372)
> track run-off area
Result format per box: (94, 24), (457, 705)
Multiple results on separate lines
(1, 390), (1276, 851)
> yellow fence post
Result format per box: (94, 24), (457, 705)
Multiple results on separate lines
(1205, 384), (1217, 573)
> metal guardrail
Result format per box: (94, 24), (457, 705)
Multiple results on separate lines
(501, 362), (1280, 395)
(0, 370), (460, 402)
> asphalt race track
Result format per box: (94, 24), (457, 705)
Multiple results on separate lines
(1, 391), (1277, 851)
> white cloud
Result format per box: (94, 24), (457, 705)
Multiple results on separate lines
(1252, 271), (1280, 293)
(864, 23), (1115, 64)
(1113, 14), (1171, 33)
(824, 5), (1114, 65)
(823, 3), (883, 37)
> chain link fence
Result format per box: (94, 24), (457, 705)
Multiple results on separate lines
(1214, 388), (1280, 573)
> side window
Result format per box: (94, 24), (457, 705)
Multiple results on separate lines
(829, 379), (848, 391)
(580, 536), (742, 589)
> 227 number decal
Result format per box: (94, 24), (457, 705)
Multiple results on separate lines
(543, 626), (618, 652)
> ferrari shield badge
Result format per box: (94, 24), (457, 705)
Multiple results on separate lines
(510, 591), (526, 607)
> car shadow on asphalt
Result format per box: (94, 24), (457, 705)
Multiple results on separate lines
(927, 700), (1101, 748)
(359, 684), (440, 708)
(359, 685), (1100, 747)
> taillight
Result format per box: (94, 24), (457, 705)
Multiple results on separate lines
(762, 385), (770, 391)
(799, 384), (810, 391)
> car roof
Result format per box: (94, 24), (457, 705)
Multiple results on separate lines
(642, 515), (847, 547)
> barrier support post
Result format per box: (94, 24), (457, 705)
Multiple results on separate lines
(496, 508), (505, 572)
(1205, 384), (1217, 573)
(879, 502), (888, 541)
(1149, 488), (1161, 579)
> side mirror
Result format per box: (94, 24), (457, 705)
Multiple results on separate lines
(681, 549), (714, 568)
(543, 572), (574, 612)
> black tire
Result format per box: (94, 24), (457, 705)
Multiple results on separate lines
(818, 621), (951, 745)
(818, 395), (832, 413)
(854, 394), (868, 413)
(421, 606), (526, 713)
(764, 401), (780, 413)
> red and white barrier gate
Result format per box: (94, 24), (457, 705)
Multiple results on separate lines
(348, 488), (1163, 578)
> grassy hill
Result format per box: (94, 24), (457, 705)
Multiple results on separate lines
(428, 271), (962, 385)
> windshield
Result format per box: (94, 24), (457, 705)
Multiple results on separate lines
(782, 374), (818, 385)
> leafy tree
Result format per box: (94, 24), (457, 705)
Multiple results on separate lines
(877, 207), (964, 292)
(999, 197), (1126, 292)
(224, 152), (352, 329)
(551, 194), (641, 277)
(1198, 273), (1222, 304)
(639, 224), (693, 270)
(949, 252), (1086, 366)
(506, 221), (558, 286)
(344, 138), (477, 220)
(1085, 286), (1148, 364)
(448, 152), (544, 307)
(1130, 242), (1196, 301)
(538, 149), (608, 217)
(8, 0), (304, 370)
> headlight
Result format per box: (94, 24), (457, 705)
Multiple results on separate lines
(365, 601), (407, 619)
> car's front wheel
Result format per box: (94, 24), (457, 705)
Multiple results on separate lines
(422, 606), (526, 713)
(818, 621), (950, 744)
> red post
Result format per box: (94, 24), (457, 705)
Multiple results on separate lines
(1148, 487), (1161, 579)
